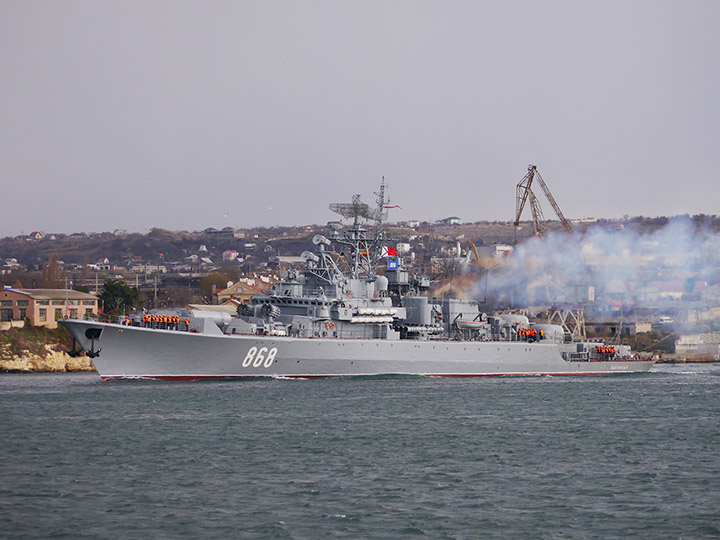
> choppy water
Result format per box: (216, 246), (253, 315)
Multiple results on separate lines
(1, 365), (719, 539)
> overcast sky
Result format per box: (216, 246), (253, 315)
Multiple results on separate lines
(1, 1), (718, 237)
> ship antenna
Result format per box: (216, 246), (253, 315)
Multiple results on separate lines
(373, 177), (389, 227)
(370, 177), (388, 254)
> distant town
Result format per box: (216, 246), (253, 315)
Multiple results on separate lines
(2, 213), (720, 361)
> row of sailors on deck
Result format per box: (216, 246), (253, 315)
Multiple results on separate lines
(596, 345), (616, 355)
(517, 327), (544, 340)
(141, 313), (190, 328)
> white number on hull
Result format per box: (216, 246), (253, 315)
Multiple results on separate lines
(265, 347), (277, 367)
(253, 347), (267, 367)
(242, 347), (257, 367)
(242, 346), (278, 368)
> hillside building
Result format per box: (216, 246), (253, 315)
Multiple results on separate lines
(215, 280), (267, 305)
(438, 217), (462, 225)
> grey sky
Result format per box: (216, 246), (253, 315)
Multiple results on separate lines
(1, 1), (718, 237)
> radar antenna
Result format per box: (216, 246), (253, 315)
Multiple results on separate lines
(328, 178), (398, 279)
(329, 195), (371, 229)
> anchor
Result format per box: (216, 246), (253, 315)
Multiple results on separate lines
(67, 337), (82, 358)
(84, 327), (103, 358)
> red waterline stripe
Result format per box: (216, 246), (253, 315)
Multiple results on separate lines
(101, 371), (623, 382)
(424, 372), (614, 377)
(102, 374), (346, 381)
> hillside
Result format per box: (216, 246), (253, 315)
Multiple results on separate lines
(5, 215), (715, 271)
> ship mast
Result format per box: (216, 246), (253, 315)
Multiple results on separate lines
(369, 177), (391, 266)
(328, 178), (393, 280)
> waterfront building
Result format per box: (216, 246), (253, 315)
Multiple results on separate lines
(0, 288), (98, 329)
(675, 333), (720, 361)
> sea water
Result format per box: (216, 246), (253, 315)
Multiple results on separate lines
(1, 365), (718, 539)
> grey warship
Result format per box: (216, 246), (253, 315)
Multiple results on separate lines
(61, 182), (654, 381)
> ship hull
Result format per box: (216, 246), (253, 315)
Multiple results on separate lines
(62, 320), (654, 381)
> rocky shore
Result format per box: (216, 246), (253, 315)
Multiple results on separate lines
(0, 344), (96, 373)
(0, 326), (96, 373)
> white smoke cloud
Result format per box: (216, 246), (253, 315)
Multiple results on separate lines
(477, 217), (720, 312)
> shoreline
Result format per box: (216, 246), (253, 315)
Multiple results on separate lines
(0, 350), (96, 373)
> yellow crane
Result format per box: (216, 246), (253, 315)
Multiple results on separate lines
(467, 240), (480, 263)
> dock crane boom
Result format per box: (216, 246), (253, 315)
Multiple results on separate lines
(514, 165), (586, 339)
(514, 165), (573, 236)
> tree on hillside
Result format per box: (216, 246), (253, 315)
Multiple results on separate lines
(98, 279), (141, 314)
(81, 255), (90, 280)
(199, 273), (232, 301)
(41, 252), (63, 288)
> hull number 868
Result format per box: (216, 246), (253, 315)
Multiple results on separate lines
(242, 346), (278, 368)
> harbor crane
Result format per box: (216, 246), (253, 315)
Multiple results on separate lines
(513, 165), (586, 339)
(514, 165), (573, 238)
